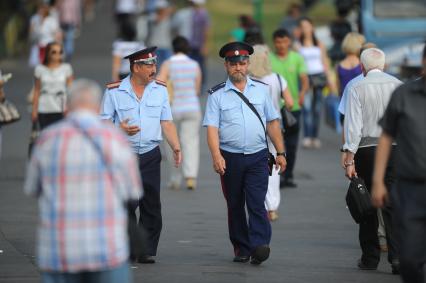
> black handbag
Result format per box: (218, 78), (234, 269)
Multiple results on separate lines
(70, 120), (148, 258)
(345, 177), (375, 224)
(276, 74), (297, 129)
(309, 73), (327, 89)
(230, 89), (275, 176)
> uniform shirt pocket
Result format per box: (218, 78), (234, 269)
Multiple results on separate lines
(118, 103), (137, 121)
(145, 99), (162, 118)
(249, 96), (265, 118)
(220, 103), (240, 122)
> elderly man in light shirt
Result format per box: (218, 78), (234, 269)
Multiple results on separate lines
(342, 48), (402, 274)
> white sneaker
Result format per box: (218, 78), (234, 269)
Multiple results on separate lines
(302, 138), (313, 148)
(312, 138), (322, 149)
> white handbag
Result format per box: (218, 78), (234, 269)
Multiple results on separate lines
(0, 99), (20, 125)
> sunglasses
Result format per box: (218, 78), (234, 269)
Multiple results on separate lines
(50, 50), (63, 55)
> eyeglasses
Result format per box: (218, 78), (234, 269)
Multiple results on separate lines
(50, 50), (63, 55)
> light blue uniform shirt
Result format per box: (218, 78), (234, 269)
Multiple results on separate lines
(100, 76), (173, 154)
(203, 77), (280, 154)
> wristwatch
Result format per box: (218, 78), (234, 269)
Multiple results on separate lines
(277, 152), (287, 158)
(340, 147), (349, 153)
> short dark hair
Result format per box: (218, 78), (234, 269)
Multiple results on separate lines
(244, 28), (264, 45)
(272, 29), (291, 40)
(119, 21), (136, 41)
(172, 36), (190, 54)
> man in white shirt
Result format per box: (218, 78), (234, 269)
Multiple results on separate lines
(342, 48), (402, 274)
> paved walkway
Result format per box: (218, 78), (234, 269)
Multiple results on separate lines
(0, 1), (400, 282)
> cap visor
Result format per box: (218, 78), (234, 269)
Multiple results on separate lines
(226, 56), (249, 62)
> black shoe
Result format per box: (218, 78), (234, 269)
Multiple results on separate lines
(250, 245), (270, 265)
(391, 259), (400, 275)
(138, 255), (156, 264)
(233, 255), (250, 263)
(357, 259), (377, 270)
(281, 179), (297, 188)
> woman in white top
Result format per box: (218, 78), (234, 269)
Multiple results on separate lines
(112, 22), (144, 81)
(248, 44), (293, 221)
(298, 17), (336, 149)
(32, 42), (73, 130)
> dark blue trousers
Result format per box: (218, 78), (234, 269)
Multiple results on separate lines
(284, 110), (301, 181)
(220, 149), (272, 256)
(129, 146), (162, 256)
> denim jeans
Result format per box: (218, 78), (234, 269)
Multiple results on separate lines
(302, 87), (323, 138)
(41, 262), (132, 283)
(61, 24), (76, 61)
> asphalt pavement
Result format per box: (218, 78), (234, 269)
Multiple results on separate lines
(0, 1), (401, 283)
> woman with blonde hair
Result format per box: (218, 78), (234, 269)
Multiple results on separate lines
(248, 44), (293, 221)
(336, 32), (365, 96)
(32, 41), (73, 129)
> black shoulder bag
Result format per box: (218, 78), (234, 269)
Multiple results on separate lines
(230, 89), (275, 176)
(70, 120), (148, 259)
(345, 176), (375, 224)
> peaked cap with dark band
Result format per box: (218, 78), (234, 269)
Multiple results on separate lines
(219, 42), (254, 62)
(124, 46), (158, 64)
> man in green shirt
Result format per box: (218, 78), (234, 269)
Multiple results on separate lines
(270, 29), (309, 188)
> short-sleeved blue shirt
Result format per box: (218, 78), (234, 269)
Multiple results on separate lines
(203, 77), (280, 154)
(100, 76), (173, 154)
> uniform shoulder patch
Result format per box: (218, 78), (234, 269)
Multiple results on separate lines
(251, 78), (268, 85)
(155, 79), (167, 87)
(106, 80), (122, 90)
(208, 82), (226, 95)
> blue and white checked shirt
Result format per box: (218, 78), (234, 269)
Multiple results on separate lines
(24, 111), (142, 272)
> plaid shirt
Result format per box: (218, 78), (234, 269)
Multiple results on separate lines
(25, 111), (142, 272)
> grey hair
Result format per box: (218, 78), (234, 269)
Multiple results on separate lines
(360, 48), (385, 72)
(67, 79), (102, 109)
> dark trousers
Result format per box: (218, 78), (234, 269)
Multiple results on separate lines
(283, 110), (301, 181)
(392, 179), (426, 283)
(220, 149), (271, 256)
(355, 146), (399, 266)
(38, 113), (63, 130)
(129, 146), (162, 256)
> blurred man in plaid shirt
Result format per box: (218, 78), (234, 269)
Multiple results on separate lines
(24, 79), (142, 283)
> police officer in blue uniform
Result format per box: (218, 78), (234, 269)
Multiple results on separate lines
(101, 46), (182, 264)
(203, 42), (287, 265)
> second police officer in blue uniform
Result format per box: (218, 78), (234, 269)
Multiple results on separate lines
(101, 46), (182, 264)
(203, 42), (287, 265)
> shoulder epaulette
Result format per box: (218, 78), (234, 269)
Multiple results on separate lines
(155, 79), (167, 87)
(106, 80), (122, 90)
(208, 82), (226, 95)
(251, 78), (268, 85)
